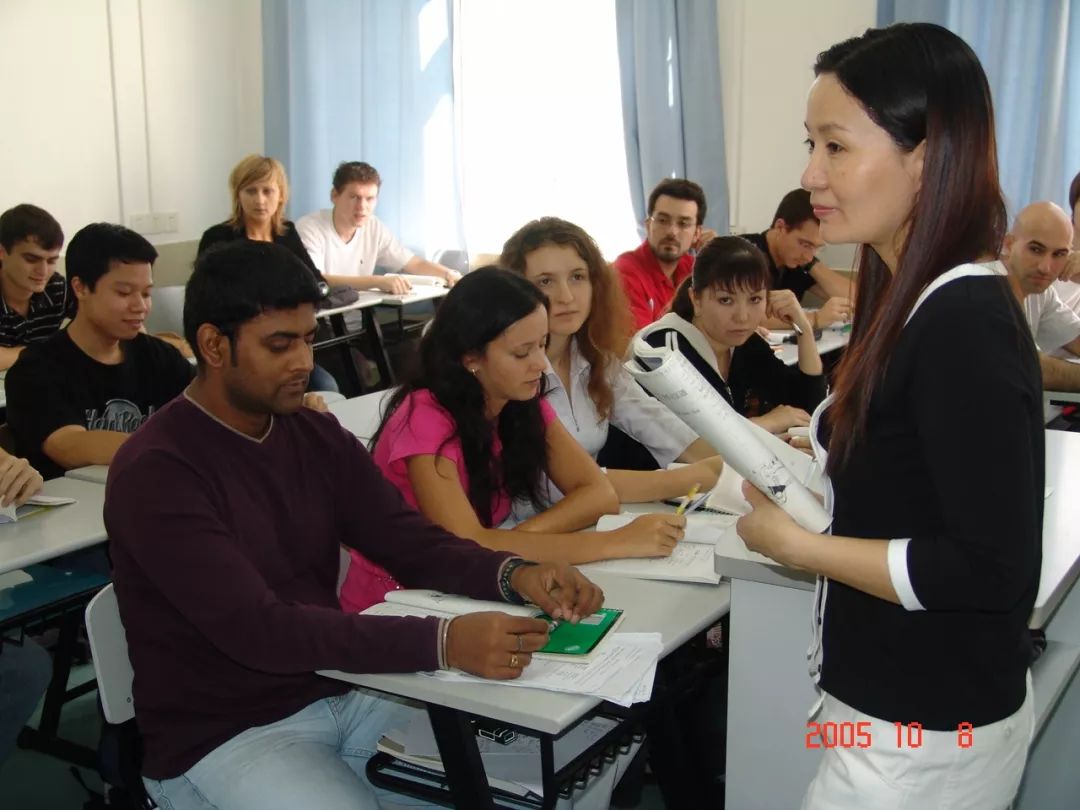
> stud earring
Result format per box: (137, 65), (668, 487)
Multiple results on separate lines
(469, 367), (478, 374)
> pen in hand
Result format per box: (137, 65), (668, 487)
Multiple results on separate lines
(675, 483), (701, 516)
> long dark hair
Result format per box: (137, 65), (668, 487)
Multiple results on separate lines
(670, 236), (770, 321)
(818, 23), (1008, 472)
(370, 267), (551, 525)
(500, 217), (630, 420)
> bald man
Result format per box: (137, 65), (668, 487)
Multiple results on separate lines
(1001, 201), (1080, 391)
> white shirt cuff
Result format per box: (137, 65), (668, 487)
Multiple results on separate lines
(887, 538), (926, 611)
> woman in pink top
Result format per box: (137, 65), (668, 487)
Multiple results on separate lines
(339, 268), (686, 612)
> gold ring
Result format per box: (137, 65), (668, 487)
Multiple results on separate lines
(516, 634), (524, 652)
(510, 653), (520, 668)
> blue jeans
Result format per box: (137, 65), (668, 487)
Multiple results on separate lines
(0, 637), (52, 764)
(143, 689), (438, 810)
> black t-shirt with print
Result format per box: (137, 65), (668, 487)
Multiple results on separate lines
(738, 231), (819, 300)
(5, 331), (195, 478)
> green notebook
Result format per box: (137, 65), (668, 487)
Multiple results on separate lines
(537, 607), (623, 658)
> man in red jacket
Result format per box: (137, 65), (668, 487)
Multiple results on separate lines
(614, 178), (715, 330)
(105, 241), (602, 809)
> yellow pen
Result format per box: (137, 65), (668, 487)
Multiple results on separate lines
(675, 483), (701, 516)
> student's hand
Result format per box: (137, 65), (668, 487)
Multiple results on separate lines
(684, 456), (724, 492)
(752, 405), (811, 435)
(0, 454), (43, 508)
(442, 269), (462, 288)
(736, 481), (810, 566)
(610, 513), (685, 558)
(445, 612), (551, 679)
(510, 562), (604, 623)
(767, 290), (813, 334)
(1059, 251), (1080, 283)
(375, 275), (413, 295)
(785, 434), (814, 456)
(693, 228), (718, 252)
(301, 393), (328, 412)
(815, 297), (852, 327)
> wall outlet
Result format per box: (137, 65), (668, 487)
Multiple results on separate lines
(130, 213), (155, 234)
(154, 211), (178, 233)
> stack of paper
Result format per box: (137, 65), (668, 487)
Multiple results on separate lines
(576, 513), (737, 585)
(429, 633), (662, 707)
(377, 706), (622, 800)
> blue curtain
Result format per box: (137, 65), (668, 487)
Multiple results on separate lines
(615, 0), (729, 238)
(262, 0), (463, 255)
(880, 0), (1080, 216)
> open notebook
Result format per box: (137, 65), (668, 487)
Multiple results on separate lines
(576, 512), (739, 585)
(0, 494), (77, 524)
(362, 590), (623, 663)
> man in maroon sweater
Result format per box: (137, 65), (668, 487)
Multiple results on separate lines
(104, 241), (602, 810)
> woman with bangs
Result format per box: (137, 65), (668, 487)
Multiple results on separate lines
(641, 235), (826, 438)
(199, 154), (338, 392)
(500, 217), (724, 504)
(337, 268), (686, 613)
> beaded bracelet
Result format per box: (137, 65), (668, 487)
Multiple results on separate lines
(499, 558), (537, 605)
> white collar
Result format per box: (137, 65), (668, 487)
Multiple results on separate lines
(183, 388), (274, 444)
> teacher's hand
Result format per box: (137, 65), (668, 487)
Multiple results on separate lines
(510, 562), (604, 624)
(736, 481), (809, 567)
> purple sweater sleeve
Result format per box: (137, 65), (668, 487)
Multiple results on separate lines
(333, 430), (515, 599)
(106, 447), (509, 676)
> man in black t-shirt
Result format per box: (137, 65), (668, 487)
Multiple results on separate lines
(5, 223), (194, 479)
(738, 189), (853, 327)
(0, 204), (76, 370)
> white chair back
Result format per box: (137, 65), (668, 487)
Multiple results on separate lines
(144, 284), (186, 336)
(85, 583), (136, 724)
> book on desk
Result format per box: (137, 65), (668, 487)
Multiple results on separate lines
(362, 589), (623, 663)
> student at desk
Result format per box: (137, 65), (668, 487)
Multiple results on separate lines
(737, 23), (1041, 808)
(0, 204), (75, 370)
(106, 241), (601, 810)
(5, 223), (194, 480)
(639, 236), (826, 443)
(338, 268), (685, 612)
(500, 217), (723, 503)
(198, 154), (338, 393)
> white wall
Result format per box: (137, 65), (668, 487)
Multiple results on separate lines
(0, 0), (263, 249)
(717, 0), (876, 268)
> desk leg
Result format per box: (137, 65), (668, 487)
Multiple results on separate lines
(364, 309), (395, 388)
(327, 313), (365, 397)
(426, 705), (496, 809)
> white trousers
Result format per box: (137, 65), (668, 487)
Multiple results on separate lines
(802, 672), (1034, 810)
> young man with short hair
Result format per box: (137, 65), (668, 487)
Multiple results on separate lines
(0, 204), (75, 369)
(105, 240), (601, 808)
(738, 189), (852, 328)
(615, 178), (714, 330)
(297, 161), (460, 296)
(5, 223), (194, 479)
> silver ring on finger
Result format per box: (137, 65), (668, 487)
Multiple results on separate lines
(516, 634), (524, 652)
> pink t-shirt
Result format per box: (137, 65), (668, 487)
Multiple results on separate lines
(339, 388), (556, 612)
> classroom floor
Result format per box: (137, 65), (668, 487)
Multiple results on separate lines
(0, 664), (666, 810)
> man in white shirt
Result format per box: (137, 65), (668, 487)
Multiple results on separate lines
(1052, 170), (1080, 310)
(1001, 201), (1080, 391)
(296, 161), (461, 295)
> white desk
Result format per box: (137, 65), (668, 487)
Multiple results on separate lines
(376, 285), (449, 307)
(65, 465), (110, 485)
(316, 291), (386, 319)
(773, 327), (850, 366)
(717, 429), (1080, 809)
(0, 477), (108, 575)
(321, 573), (729, 806)
(328, 391), (393, 443)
